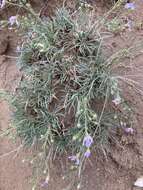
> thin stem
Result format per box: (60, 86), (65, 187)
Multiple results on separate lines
(0, 144), (23, 159)
(6, 0), (42, 23)
(93, 86), (109, 137)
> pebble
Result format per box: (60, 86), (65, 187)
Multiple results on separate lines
(134, 176), (143, 188)
(0, 35), (9, 55)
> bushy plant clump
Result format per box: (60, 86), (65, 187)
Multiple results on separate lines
(11, 8), (132, 164)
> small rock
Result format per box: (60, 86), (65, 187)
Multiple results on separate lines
(134, 176), (143, 187)
(0, 35), (9, 55)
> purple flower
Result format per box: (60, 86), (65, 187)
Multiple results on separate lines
(83, 134), (93, 148)
(84, 149), (91, 158)
(75, 158), (80, 165)
(124, 127), (134, 134)
(68, 155), (76, 161)
(126, 19), (132, 31)
(0, 0), (6, 8)
(41, 177), (49, 188)
(41, 181), (48, 188)
(125, 2), (135, 10)
(68, 155), (80, 165)
(9, 16), (19, 26)
(16, 45), (21, 52)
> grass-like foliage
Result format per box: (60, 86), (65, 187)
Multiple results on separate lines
(12, 8), (132, 160)
(0, 0), (136, 186)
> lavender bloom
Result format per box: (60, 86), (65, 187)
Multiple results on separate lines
(16, 45), (21, 52)
(125, 2), (135, 10)
(75, 158), (80, 165)
(68, 155), (80, 165)
(41, 181), (48, 188)
(124, 127), (134, 134)
(9, 16), (19, 26)
(126, 19), (132, 31)
(84, 149), (91, 158)
(83, 134), (93, 148)
(0, 0), (6, 8)
(68, 155), (77, 161)
(41, 176), (49, 188)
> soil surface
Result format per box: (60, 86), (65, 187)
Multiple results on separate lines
(0, 0), (143, 190)
(0, 29), (32, 190)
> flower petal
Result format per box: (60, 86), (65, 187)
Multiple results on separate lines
(9, 16), (19, 26)
(84, 149), (91, 158)
(0, 0), (6, 8)
(125, 2), (135, 10)
(83, 134), (93, 148)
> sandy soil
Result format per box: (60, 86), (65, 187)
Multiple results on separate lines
(0, 0), (143, 190)
(0, 29), (33, 190)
